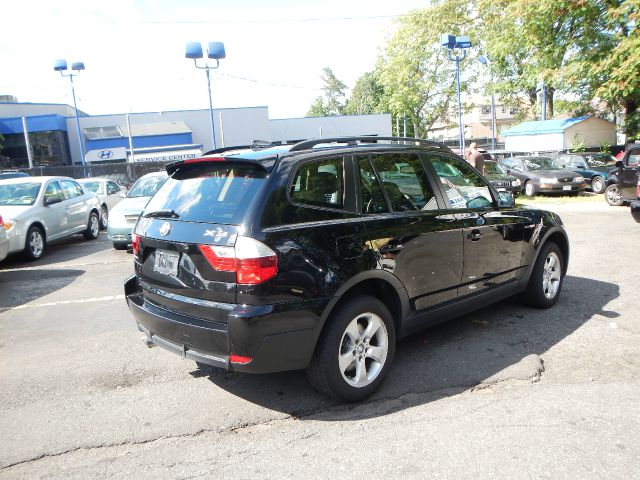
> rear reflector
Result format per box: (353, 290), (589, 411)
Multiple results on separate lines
(132, 233), (140, 254)
(637, 176), (640, 198)
(229, 354), (253, 364)
(199, 236), (277, 285)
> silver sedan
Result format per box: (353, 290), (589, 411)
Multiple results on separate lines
(78, 178), (125, 230)
(0, 176), (101, 260)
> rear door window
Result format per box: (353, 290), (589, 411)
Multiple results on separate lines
(144, 163), (267, 225)
(290, 157), (344, 209)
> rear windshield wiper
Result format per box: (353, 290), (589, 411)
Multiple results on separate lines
(144, 209), (180, 219)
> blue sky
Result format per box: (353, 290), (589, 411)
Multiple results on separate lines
(1, 0), (429, 118)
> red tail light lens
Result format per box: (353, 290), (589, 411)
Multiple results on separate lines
(199, 237), (278, 285)
(131, 233), (140, 254)
(0, 215), (3, 228)
(637, 177), (640, 198)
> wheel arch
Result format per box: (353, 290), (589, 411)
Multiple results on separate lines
(27, 221), (47, 241)
(316, 271), (411, 345)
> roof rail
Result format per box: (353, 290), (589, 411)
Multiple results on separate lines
(288, 136), (450, 153)
(203, 140), (299, 156)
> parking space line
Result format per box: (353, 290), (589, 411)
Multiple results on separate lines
(0, 260), (131, 273)
(6, 295), (126, 311)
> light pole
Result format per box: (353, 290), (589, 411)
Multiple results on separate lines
(478, 55), (496, 150)
(185, 42), (226, 151)
(441, 35), (471, 154)
(54, 59), (86, 166)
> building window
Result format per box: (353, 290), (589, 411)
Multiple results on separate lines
(481, 106), (491, 115)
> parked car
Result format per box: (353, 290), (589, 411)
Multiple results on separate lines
(604, 146), (640, 206)
(0, 171), (29, 180)
(0, 215), (9, 262)
(501, 156), (586, 197)
(78, 178), (125, 230)
(483, 160), (522, 196)
(125, 137), (569, 402)
(0, 176), (101, 260)
(554, 152), (616, 194)
(107, 171), (167, 250)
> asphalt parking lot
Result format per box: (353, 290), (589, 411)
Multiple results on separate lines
(1, 203), (639, 479)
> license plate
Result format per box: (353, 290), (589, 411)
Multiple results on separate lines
(154, 250), (180, 276)
(563, 185), (572, 191)
(497, 187), (506, 192)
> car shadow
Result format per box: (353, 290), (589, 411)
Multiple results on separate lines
(0, 233), (113, 270)
(0, 268), (84, 310)
(192, 275), (619, 419)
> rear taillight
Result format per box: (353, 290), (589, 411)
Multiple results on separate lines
(637, 176), (640, 198)
(198, 236), (278, 285)
(0, 215), (3, 228)
(132, 233), (140, 254)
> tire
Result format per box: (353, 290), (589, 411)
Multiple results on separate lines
(99, 205), (108, 230)
(524, 180), (535, 197)
(112, 242), (128, 250)
(591, 176), (605, 194)
(521, 241), (564, 309)
(83, 211), (100, 240)
(306, 295), (396, 402)
(23, 225), (46, 261)
(605, 184), (624, 206)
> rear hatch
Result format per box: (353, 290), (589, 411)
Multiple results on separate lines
(133, 159), (275, 323)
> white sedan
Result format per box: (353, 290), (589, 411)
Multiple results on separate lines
(0, 176), (101, 260)
(78, 178), (125, 230)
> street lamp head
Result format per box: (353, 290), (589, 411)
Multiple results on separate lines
(185, 42), (204, 59)
(207, 42), (226, 60)
(440, 34), (456, 49)
(71, 62), (85, 71)
(454, 36), (471, 49)
(53, 59), (68, 72)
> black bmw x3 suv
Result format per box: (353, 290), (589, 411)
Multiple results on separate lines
(125, 137), (569, 401)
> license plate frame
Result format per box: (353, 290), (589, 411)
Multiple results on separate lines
(154, 249), (180, 276)
(562, 185), (572, 191)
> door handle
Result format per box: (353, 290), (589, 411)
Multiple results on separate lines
(467, 229), (482, 241)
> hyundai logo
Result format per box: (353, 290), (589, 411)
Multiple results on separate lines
(98, 150), (113, 160)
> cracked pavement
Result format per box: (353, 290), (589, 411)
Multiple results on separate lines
(1, 206), (639, 479)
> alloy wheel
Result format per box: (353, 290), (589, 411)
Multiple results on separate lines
(542, 251), (562, 300)
(338, 312), (389, 388)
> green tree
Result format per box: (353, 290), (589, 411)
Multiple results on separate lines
(343, 71), (384, 115)
(306, 67), (348, 117)
(376, 0), (473, 138)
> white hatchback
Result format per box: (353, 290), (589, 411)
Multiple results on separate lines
(0, 176), (102, 260)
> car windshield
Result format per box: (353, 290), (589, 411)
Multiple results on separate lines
(0, 182), (42, 205)
(80, 181), (101, 193)
(144, 163), (267, 224)
(524, 157), (558, 170)
(585, 154), (616, 167)
(127, 175), (166, 198)
(484, 162), (506, 175)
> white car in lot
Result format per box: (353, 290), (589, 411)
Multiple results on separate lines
(78, 178), (125, 230)
(0, 176), (101, 260)
(0, 214), (9, 262)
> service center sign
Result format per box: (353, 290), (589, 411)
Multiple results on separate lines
(131, 148), (202, 163)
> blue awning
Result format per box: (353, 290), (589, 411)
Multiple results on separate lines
(502, 116), (590, 137)
(0, 114), (68, 135)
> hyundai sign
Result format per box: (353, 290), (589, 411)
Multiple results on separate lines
(85, 147), (127, 163)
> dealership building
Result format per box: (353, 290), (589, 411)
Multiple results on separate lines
(0, 98), (392, 169)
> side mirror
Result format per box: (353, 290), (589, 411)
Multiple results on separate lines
(497, 191), (515, 208)
(44, 195), (63, 206)
(119, 192), (127, 198)
(615, 160), (624, 168)
(466, 196), (492, 209)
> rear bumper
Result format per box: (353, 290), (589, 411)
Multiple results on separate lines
(125, 275), (322, 373)
(537, 183), (585, 193)
(108, 226), (133, 244)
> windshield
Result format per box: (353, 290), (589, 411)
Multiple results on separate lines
(484, 162), (506, 175)
(0, 182), (42, 206)
(80, 181), (101, 193)
(127, 175), (167, 198)
(524, 157), (559, 170)
(144, 163), (267, 224)
(585, 154), (616, 167)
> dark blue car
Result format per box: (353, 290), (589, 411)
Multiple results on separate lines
(555, 152), (616, 194)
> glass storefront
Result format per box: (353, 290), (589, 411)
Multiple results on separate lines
(0, 130), (71, 169)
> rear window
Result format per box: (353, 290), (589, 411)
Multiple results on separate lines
(80, 181), (101, 193)
(143, 163), (267, 224)
(0, 182), (42, 205)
